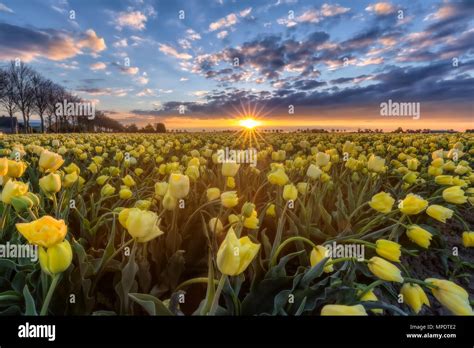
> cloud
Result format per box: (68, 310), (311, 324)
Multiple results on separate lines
(135, 72), (149, 85)
(278, 3), (350, 27)
(217, 30), (228, 39)
(76, 87), (129, 97)
(0, 24), (106, 62)
(120, 66), (139, 75)
(0, 2), (13, 13)
(191, 90), (209, 97)
(113, 38), (128, 48)
(365, 2), (396, 15)
(159, 43), (192, 60)
(90, 62), (107, 70)
(240, 7), (252, 17)
(136, 88), (156, 97)
(186, 29), (201, 41)
(113, 10), (147, 31)
(209, 13), (238, 31)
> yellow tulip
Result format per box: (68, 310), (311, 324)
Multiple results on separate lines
(375, 239), (401, 262)
(401, 283), (430, 314)
(243, 210), (259, 229)
(296, 182), (309, 195)
(0, 157), (7, 176)
(39, 150), (64, 173)
(406, 225), (432, 248)
(367, 256), (403, 283)
(7, 160), (27, 178)
(306, 164), (322, 179)
(426, 205), (453, 223)
(310, 245), (333, 273)
(119, 186), (133, 199)
(168, 173), (190, 199)
(16, 216), (67, 248)
(315, 152), (330, 167)
(266, 204), (276, 217)
(398, 193), (428, 215)
(369, 192), (395, 213)
(267, 168), (289, 186)
(425, 278), (473, 315)
(39, 240), (73, 275)
(282, 184), (298, 201)
(1, 180), (29, 204)
(221, 162), (240, 177)
(367, 155), (386, 173)
(226, 176), (235, 189)
(154, 182), (168, 197)
(321, 304), (367, 316)
(119, 208), (163, 243)
(208, 217), (224, 234)
(228, 214), (240, 225)
(63, 163), (80, 174)
(63, 172), (79, 188)
(185, 165), (200, 181)
(162, 192), (177, 210)
(435, 175), (454, 185)
(462, 231), (474, 247)
(442, 186), (467, 204)
(406, 158), (419, 171)
(206, 187), (221, 201)
(39, 173), (61, 194)
(122, 175), (136, 187)
(221, 191), (238, 208)
(216, 227), (260, 276)
(100, 184), (115, 197)
(96, 175), (109, 186)
(358, 289), (383, 314)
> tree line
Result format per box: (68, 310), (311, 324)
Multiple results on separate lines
(0, 61), (166, 134)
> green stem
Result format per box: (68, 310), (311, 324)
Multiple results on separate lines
(175, 277), (219, 291)
(358, 279), (384, 299)
(208, 274), (227, 315)
(270, 236), (316, 267)
(40, 274), (61, 316)
(404, 277), (438, 289)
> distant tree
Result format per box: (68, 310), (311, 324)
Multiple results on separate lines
(31, 73), (52, 133)
(0, 67), (19, 133)
(9, 61), (35, 133)
(155, 122), (166, 133)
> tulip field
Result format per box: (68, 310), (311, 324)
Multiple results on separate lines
(0, 132), (473, 316)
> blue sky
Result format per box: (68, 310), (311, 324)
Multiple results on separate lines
(0, 0), (473, 130)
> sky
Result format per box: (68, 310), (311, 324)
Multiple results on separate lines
(0, 0), (473, 131)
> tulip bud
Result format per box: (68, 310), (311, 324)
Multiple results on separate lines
(306, 164), (321, 180)
(7, 160), (27, 178)
(398, 193), (428, 215)
(168, 173), (190, 199)
(206, 187), (220, 201)
(39, 240), (73, 275)
(122, 175), (136, 187)
(155, 182), (169, 197)
(39, 150), (64, 173)
(39, 173), (62, 194)
(11, 195), (34, 212)
(221, 191), (238, 208)
(283, 184), (298, 201)
(310, 245), (333, 273)
(369, 192), (395, 213)
(367, 256), (403, 283)
(375, 239), (401, 262)
(442, 186), (467, 204)
(119, 186), (133, 200)
(401, 283), (430, 314)
(462, 231), (474, 247)
(0, 157), (8, 176)
(221, 162), (240, 177)
(100, 184), (115, 197)
(426, 204), (453, 223)
(208, 217), (224, 234)
(241, 202), (255, 218)
(425, 278), (473, 315)
(162, 192), (177, 210)
(266, 204), (276, 217)
(406, 225), (433, 248)
(321, 304), (367, 316)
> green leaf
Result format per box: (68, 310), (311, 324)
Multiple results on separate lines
(300, 257), (328, 287)
(23, 285), (37, 315)
(128, 293), (173, 316)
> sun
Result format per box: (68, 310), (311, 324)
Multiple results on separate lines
(239, 118), (261, 129)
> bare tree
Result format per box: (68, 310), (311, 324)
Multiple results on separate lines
(9, 61), (34, 133)
(0, 66), (19, 133)
(31, 73), (52, 133)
